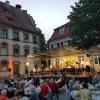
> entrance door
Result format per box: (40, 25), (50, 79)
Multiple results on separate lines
(13, 61), (20, 75)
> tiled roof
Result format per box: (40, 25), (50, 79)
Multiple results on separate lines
(0, 1), (37, 32)
(48, 23), (71, 42)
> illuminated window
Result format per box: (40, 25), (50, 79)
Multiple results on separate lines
(93, 53), (100, 65)
(56, 59), (59, 66)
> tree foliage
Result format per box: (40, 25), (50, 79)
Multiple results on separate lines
(68, 0), (100, 49)
(37, 28), (47, 52)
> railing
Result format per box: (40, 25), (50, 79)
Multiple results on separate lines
(30, 69), (93, 77)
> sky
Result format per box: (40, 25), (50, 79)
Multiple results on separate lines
(0, 0), (78, 41)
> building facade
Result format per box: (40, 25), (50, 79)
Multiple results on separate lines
(48, 23), (100, 72)
(0, 1), (41, 77)
(48, 23), (72, 49)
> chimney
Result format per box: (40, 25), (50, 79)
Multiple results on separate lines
(16, 4), (21, 9)
(5, 0), (10, 7)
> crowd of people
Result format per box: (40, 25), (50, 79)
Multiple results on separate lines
(0, 73), (100, 100)
(0, 75), (66, 100)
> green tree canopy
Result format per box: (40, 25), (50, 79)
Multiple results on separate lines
(37, 28), (47, 52)
(68, 0), (100, 49)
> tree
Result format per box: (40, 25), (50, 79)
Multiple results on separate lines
(37, 28), (47, 52)
(39, 33), (48, 51)
(68, 0), (100, 49)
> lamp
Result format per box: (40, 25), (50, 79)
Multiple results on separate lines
(26, 62), (30, 66)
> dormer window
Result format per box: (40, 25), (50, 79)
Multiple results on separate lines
(60, 27), (65, 35)
(7, 17), (15, 23)
(2, 7), (9, 13)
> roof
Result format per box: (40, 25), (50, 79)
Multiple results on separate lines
(29, 47), (86, 58)
(0, 1), (37, 32)
(48, 23), (71, 42)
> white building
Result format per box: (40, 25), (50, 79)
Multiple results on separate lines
(0, 1), (41, 77)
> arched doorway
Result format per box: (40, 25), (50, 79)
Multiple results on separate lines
(13, 61), (20, 75)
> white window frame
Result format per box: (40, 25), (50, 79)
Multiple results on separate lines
(0, 47), (8, 55)
(60, 27), (65, 35)
(93, 53), (100, 65)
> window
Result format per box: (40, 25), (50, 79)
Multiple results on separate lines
(23, 45), (30, 56)
(0, 42), (8, 55)
(7, 17), (15, 23)
(0, 30), (8, 39)
(13, 48), (20, 55)
(0, 48), (8, 55)
(93, 53), (100, 65)
(57, 43), (60, 48)
(94, 58), (98, 64)
(13, 32), (19, 41)
(55, 59), (59, 66)
(1, 60), (8, 72)
(13, 44), (20, 56)
(60, 27), (65, 35)
(23, 32), (29, 41)
(33, 47), (38, 53)
(24, 49), (30, 56)
(33, 36), (37, 44)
